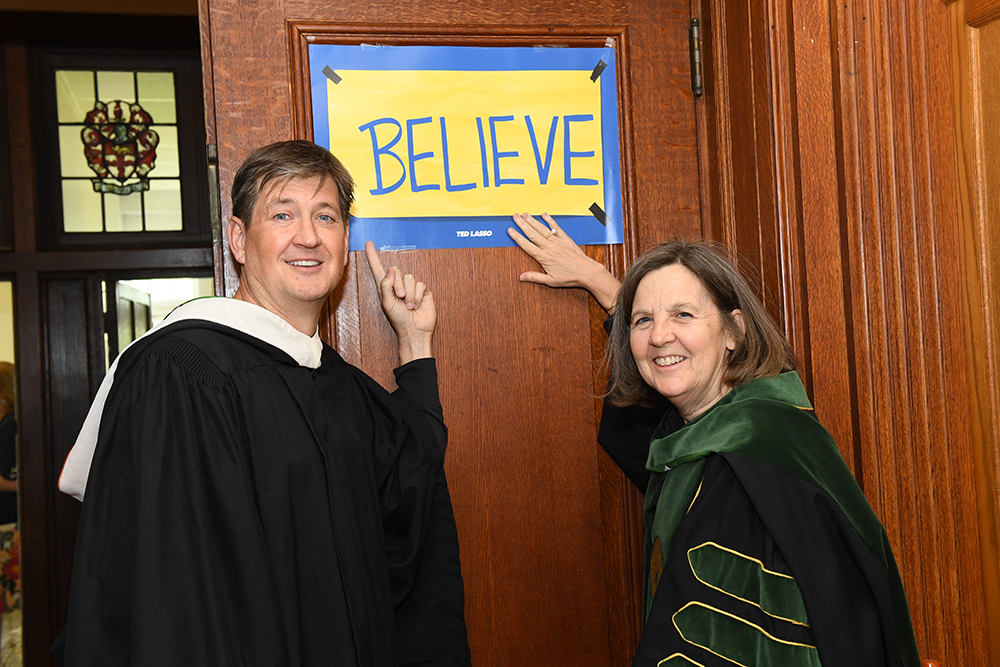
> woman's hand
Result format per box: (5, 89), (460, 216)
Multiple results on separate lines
(365, 241), (435, 364)
(507, 212), (621, 311)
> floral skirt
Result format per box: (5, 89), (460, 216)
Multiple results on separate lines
(0, 524), (19, 613)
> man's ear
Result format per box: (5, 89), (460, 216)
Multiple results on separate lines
(228, 216), (247, 265)
(343, 222), (350, 266)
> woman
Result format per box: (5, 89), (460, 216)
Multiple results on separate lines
(0, 363), (17, 520)
(508, 213), (921, 666)
(0, 362), (19, 632)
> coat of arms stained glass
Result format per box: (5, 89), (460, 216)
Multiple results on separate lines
(81, 100), (160, 195)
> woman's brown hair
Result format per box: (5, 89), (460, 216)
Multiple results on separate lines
(607, 239), (798, 408)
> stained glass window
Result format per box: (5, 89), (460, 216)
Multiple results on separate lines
(55, 69), (182, 233)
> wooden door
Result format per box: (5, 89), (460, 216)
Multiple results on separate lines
(201, 2), (702, 665)
(109, 281), (153, 361)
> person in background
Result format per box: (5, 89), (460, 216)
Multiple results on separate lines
(0, 362), (19, 626)
(0, 363), (17, 521)
(509, 212), (921, 666)
(53, 141), (471, 667)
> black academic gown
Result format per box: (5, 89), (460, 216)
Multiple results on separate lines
(0, 413), (17, 525)
(54, 320), (470, 667)
(599, 374), (921, 667)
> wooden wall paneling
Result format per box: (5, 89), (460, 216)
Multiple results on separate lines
(950, 0), (1000, 661)
(697, 0), (782, 311)
(196, 0), (227, 299)
(700, 0), (992, 660)
(361, 246), (614, 664)
(698, 0), (856, 463)
(4, 40), (53, 667)
(624, 2), (702, 253)
(197, 0), (215, 151)
(205, 2), (703, 665)
(968, 0), (1000, 27)
(11, 271), (53, 667)
(730, 0), (782, 327)
(40, 276), (107, 660)
(696, 0), (817, 407)
(835, 0), (915, 627)
(4, 44), (34, 256)
(337, 240), (614, 663)
(763, 0), (812, 397)
(831, 0), (992, 662)
(1, 249), (212, 273)
(0, 48), (10, 250)
(912, 8), (987, 662)
(586, 40), (644, 661)
(833, 0), (896, 499)
(783, 0), (857, 473)
(695, 0), (736, 248)
(585, 243), (644, 666)
(974, 14), (1000, 663)
(197, 0), (225, 298)
(906, 8), (956, 659)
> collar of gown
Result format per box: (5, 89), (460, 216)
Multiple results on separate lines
(58, 297), (323, 501)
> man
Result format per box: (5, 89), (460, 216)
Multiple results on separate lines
(54, 140), (471, 666)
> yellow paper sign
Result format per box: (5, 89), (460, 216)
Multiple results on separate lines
(326, 69), (604, 218)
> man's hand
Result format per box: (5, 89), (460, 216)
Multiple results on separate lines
(507, 212), (621, 312)
(365, 241), (435, 364)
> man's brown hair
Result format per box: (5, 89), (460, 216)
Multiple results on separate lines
(231, 140), (355, 226)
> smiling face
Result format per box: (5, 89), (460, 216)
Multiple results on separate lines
(228, 175), (349, 334)
(629, 264), (743, 421)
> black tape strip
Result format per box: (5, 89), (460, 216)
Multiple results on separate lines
(322, 66), (342, 84)
(590, 59), (608, 82)
(589, 203), (609, 226)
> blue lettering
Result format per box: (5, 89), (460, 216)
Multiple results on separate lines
(476, 117), (490, 187)
(406, 117), (439, 193)
(526, 116), (558, 185)
(358, 118), (406, 195)
(440, 118), (475, 192)
(563, 114), (599, 186)
(489, 115), (524, 187)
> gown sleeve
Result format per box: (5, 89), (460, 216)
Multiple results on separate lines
(594, 314), (668, 490)
(597, 398), (665, 490)
(54, 335), (287, 667)
(392, 358), (447, 453)
(379, 358), (470, 667)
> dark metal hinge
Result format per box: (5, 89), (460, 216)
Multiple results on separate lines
(690, 19), (703, 97)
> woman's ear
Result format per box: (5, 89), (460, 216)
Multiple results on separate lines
(727, 309), (746, 351)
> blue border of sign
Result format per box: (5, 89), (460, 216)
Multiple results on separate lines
(309, 44), (623, 251)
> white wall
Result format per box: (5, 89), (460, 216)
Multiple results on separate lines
(0, 282), (13, 365)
